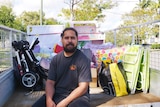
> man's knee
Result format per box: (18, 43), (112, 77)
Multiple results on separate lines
(32, 94), (46, 107)
(68, 96), (90, 107)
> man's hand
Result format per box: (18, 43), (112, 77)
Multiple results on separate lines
(46, 98), (56, 107)
(46, 79), (56, 107)
(56, 99), (68, 107)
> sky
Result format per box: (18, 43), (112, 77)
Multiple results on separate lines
(100, 0), (139, 31)
(12, 0), (67, 18)
(1, 0), (139, 31)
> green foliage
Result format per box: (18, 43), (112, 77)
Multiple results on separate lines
(0, 6), (15, 28)
(105, 30), (132, 46)
(76, 0), (100, 20)
(116, 0), (160, 45)
(60, 0), (115, 21)
(139, 0), (160, 10)
(105, 31), (115, 43)
(151, 44), (160, 49)
(19, 11), (43, 30)
(44, 18), (58, 25)
(13, 17), (26, 32)
(18, 11), (59, 32)
(0, 5), (59, 32)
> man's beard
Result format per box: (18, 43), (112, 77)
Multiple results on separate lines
(63, 43), (77, 53)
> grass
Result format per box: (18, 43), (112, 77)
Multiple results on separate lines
(0, 49), (12, 72)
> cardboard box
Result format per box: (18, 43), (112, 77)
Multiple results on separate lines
(91, 68), (97, 78)
(90, 68), (98, 87)
(90, 78), (97, 88)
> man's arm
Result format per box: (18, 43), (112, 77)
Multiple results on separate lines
(45, 79), (56, 107)
(57, 82), (89, 107)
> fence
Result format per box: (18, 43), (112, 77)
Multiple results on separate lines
(0, 25), (27, 73)
(103, 20), (160, 69)
(150, 49), (160, 71)
(104, 20), (160, 46)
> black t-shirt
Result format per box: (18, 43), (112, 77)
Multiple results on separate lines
(48, 49), (92, 96)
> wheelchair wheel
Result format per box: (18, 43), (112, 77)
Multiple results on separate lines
(21, 72), (37, 89)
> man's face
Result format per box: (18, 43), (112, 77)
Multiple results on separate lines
(61, 30), (78, 53)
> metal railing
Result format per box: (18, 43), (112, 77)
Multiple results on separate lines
(150, 49), (160, 71)
(104, 20), (160, 46)
(0, 25), (27, 73)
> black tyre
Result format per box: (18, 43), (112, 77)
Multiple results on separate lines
(21, 72), (37, 89)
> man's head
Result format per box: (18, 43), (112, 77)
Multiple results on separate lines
(61, 27), (78, 53)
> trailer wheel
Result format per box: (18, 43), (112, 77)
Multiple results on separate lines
(21, 72), (37, 89)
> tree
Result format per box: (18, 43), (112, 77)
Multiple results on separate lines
(64, 0), (82, 21)
(19, 11), (43, 27)
(112, 0), (160, 45)
(0, 6), (59, 32)
(60, 0), (115, 21)
(0, 5), (15, 28)
(44, 18), (59, 25)
(13, 17), (26, 32)
(17, 11), (59, 32)
(105, 29), (132, 46)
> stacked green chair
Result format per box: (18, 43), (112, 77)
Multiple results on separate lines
(122, 45), (144, 94)
(136, 46), (150, 93)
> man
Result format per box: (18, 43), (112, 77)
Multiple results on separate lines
(32, 27), (92, 107)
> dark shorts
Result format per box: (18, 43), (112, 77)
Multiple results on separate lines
(32, 94), (90, 107)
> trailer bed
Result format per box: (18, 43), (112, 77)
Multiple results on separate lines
(3, 87), (160, 107)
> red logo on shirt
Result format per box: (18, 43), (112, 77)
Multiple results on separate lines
(70, 64), (76, 71)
